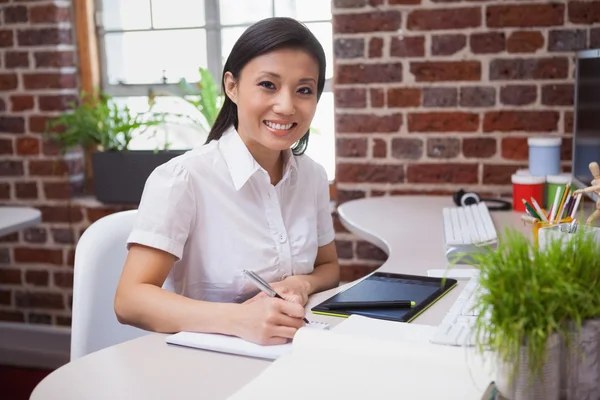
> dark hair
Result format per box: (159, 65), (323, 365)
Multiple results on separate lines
(206, 17), (326, 156)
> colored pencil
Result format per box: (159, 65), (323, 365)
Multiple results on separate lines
(522, 199), (541, 220)
(530, 197), (548, 222)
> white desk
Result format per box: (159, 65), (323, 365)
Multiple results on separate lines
(30, 196), (531, 400)
(0, 206), (41, 237)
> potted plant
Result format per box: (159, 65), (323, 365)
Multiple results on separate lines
(465, 227), (600, 400)
(46, 90), (176, 204)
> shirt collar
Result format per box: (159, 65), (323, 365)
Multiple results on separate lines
(219, 126), (297, 191)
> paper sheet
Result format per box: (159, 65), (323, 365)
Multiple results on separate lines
(165, 321), (329, 361)
(228, 316), (494, 400)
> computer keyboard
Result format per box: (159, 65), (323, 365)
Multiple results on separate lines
(430, 275), (490, 347)
(442, 202), (498, 262)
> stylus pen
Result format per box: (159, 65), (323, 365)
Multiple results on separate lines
(242, 269), (310, 324)
(324, 300), (416, 310)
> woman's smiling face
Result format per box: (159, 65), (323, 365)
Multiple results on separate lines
(224, 47), (320, 154)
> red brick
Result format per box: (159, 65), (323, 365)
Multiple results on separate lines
(548, 29), (586, 52)
(86, 207), (127, 223)
(56, 316), (72, 327)
(0, 98), (4, 112)
(390, 36), (425, 57)
(39, 95), (78, 111)
(369, 37), (383, 58)
(16, 137), (40, 155)
(14, 248), (63, 266)
(336, 114), (402, 133)
(482, 165), (524, 185)
(28, 313), (52, 325)
(407, 7), (481, 30)
(591, 28), (600, 48)
(541, 84), (574, 106)
(0, 290), (10, 306)
(336, 63), (403, 84)
(569, 1), (600, 24)
(337, 163), (404, 183)
(0, 74), (18, 91)
(422, 87), (457, 108)
(66, 249), (75, 267)
(501, 138), (528, 160)
(356, 241), (387, 261)
(333, 0), (369, 8)
(387, 88), (421, 107)
(25, 270), (49, 287)
(29, 115), (53, 133)
(335, 240), (354, 260)
(507, 31), (544, 53)
(487, 4), (564, 27)
(34, 51), (76, 68)
(53, 271), (73, 288)
(11, 95), (34, 112)
(17, 28), (73, 46)
(470, 32), (505, 54)
(407, 164), (478, 184)
(0, 30), (14, 47)
(333, 11), (401, 34)
(0, 117), (25, 134)
(0, 138), (13, 155)
(0, 311), (25, 323)
(372, 138), (387, 158)
(24, 73), (77, 90)
(431, 34), (466, 56)
(4, 6), (28, 23)
(5, 51), (29, 68)
(564, 111), (573, 134)
(391, 138), (423, 160)
(29, 160), (69, 176)
(460, 86), (496, 108)
(561, 137), (572, 161)
(336, 138), (367, 158)
(483, 111), (559, 132)
(490, 58), (569, 80)
(0, 160), (24, 176)
(334, 38), (364, 59)
(463, 138), (496, 158)
(335, 88), (366, 108)
(333, 212), (350, 233)
(43, 182), (71, 200)
(15, 181), (38, 199)
(370, 89), (385, 107)
(0, 234), (18, 244)
(30, 5), (71, 23)
(500, 85), (537, 106)
(389, 0), (420, 4)
(38, 205), (84, 224)
(427, 138), (460, 158)
(0, 269), (21, 284)
(15, 291), (64, 310)
(51, 228), (75, 244)
(42, 139), (62, 156)
(408, 112), (479, 133)
(410, 61), (480, 82)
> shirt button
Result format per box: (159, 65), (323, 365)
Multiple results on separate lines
(278, 233), (287, 243)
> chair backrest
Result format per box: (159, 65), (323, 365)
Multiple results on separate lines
(70, 209), (149, 361)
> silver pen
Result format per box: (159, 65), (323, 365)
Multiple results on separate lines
(242, 269), (309, 323)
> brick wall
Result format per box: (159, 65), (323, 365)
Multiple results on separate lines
(332, 0), (600, 277)
(0, 1), (130, 327)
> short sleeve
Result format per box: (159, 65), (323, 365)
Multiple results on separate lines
(126, 162), (196, 260)
(316, 164), (335, 247)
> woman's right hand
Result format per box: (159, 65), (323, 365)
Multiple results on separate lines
(234, 297), (306, 346)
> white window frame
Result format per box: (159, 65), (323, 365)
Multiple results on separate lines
(94, 0), (332, 97)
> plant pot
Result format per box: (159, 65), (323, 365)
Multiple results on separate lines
(496, 333), (561, 400)
(563, 318), (600, 400)
(91, 150), (186, 204)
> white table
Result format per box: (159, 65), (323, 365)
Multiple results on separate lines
(30, 196), (531, 400)
(0, 206), (41, 237)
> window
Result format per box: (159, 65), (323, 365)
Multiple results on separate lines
(96, 0), (335, 180)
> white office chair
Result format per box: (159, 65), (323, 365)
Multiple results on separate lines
(70, 209), (149, 361)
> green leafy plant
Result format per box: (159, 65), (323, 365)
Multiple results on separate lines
(465, 227), (600, 382)
(46, 90), (164, 152)
(178, 67), (224, 129)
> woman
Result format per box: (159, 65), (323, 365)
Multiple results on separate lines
(114, 17), (340, 346)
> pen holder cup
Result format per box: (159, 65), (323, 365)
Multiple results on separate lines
(532, 219), (572, 248)
(537, 223), (600, 251)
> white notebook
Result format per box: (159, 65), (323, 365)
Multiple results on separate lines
(228, 316), (494, 400)
(165, 321), (329, 360)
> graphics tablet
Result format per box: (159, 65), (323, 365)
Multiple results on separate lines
(311, 272), (457, 323)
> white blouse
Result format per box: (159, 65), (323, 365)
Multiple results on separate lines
(126, 127), (335, 303)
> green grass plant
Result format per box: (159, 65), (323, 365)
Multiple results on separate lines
(463, 226), (600, 382)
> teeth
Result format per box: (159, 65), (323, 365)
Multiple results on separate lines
(265, 121), (293, 130)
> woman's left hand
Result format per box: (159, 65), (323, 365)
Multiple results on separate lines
(244, 275), (311, 306)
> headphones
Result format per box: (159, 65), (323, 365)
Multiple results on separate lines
(453, 189), (512, 211)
